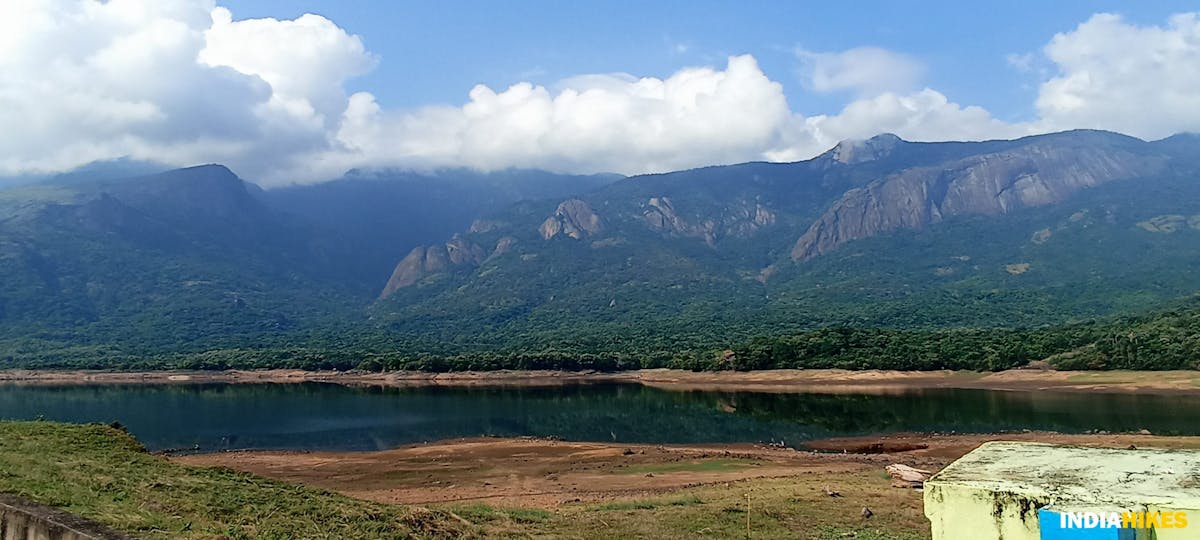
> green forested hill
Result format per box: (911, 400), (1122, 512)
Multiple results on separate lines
(0, 166), (365, 363)
(0, 165), (617, 366)
(369, 131), (1200, 362)
(2, 131), (1200, 371)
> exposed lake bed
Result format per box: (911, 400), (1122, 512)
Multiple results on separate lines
(173, 431), (1200, 512)
(3, 367), (1200, 393)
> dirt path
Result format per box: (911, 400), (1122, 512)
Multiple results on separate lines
(4, 368), (1200, 394)
(173, 432), (1200, 510)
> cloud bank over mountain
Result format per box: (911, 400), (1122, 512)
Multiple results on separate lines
(1, 1), (1198, 185)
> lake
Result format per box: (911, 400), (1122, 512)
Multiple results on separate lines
(0, 382), (1196, 452)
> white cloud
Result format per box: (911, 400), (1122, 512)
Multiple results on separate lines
(314, 57), (1027, 182)
(1034, 13), (1200, 140)
(318, 55), (796, 178)
(1005, 52), (1035, 73)
(199, 7), (376, 129)
(2, 3), (1200, 186)
(767, 89), (1028, 162)
(797, 46), (925, 95)
(0, 0), (371, 183)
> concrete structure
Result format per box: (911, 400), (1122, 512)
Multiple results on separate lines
(925, 442), (1200, 540)
(0, 494), (132, 540)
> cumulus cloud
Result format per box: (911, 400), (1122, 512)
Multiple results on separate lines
(2, 2), (1200, 185)
(0, 0), (259, 173)
(797, 46), (926, 95)
(1034, 13), (1200, 139)
(323, 55), (796, 177)
(0, 0), (370, 183)
(767, 90), (1027, 162)
(313, 56), (1026, 180)
(200, 7), (376, 129)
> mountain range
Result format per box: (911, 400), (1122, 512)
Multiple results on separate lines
(2, 129), (1199, 368)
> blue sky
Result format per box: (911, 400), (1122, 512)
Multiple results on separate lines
(3, 1), (1200, 184)
(221, 0), (1196, 122)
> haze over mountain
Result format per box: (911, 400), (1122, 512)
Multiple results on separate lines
(0, 163), (618, 363)
(1, 129), (1199, 368)
(261, 168), (619, 284)
(372, 130), (1200, 353)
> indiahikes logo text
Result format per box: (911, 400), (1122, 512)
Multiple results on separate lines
(1057, 510), (1189, 529)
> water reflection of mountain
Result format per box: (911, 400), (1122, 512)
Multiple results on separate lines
(0, 383), (1194, 452)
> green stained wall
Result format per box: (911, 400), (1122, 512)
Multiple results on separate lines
(925, 442), (1200, 540)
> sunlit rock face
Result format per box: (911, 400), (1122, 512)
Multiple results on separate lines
(540, 199), (603, 240)
(792, 137), (1164, 261)
(379, 234), (485, 297)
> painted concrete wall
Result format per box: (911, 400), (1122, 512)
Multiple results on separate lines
(925, 442), (1200, 540)
(0, 494), (132, 540)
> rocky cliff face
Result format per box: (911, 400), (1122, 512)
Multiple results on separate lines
(376, 130), (1188, 302)
(379, 235), (486, 298)
(539, 199), (603, 240)
(791, 140), (1164, 261)
(826, 133), (904, 165)
(643, 197), (688, 234)
(643, 196), (776, 247)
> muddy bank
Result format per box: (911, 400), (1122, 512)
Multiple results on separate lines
(173, 432), (1200, 510)
(633, 368), (1200, 394)
(2, 368), (1198, 394)
(0, 369), (631, 387)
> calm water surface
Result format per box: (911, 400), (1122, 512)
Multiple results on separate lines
(0, 383), (1196, 452)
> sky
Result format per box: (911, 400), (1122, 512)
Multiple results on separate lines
(2, 1), (1199, 186)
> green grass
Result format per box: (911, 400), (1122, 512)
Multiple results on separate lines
(617, 459), (756, 475)
(817, 526), (925, 540)
(516, 476), (930, 539)
(0, 421), (467, 539)
(449, 504), (552, 524)
(598, 494), (704, 511)
(0, 421), (931, 539)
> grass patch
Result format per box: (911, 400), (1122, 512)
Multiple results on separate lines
(0, 421), (933, 539)
(817, 526), (925, 540)
(449, 504), (552, 524)
(0, 421), (467, 539)
(599, 494), (704, 511)
(520, 472), (931, 539)
(618, 459), (755, 475)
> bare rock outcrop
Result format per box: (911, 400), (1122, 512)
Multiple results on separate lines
(792, 141), (1164, 261)
(644, 197), (688, 233)
(885, 464), (931, 488)
(828, 133), (904, 165)
(644, 196), (776, 246)
(469, 219), (503, 233)
(491, 236), (517, 258)
(539, 199), (603, 240)
(445, 235), (485, 266)
(380, 247), (429, 298)
(379, 235), (486, 298)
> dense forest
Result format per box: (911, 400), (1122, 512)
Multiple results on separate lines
(5, 296), (1198, 372)
(3, 132), (1200, 373)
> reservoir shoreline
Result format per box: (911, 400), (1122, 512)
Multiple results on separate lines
(1, 367), (1197, 394)
(172, 431), (1200, 510)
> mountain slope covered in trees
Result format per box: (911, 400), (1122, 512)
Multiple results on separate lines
(2, 130), (1200, 371)
(372, 131), (1200, 359)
